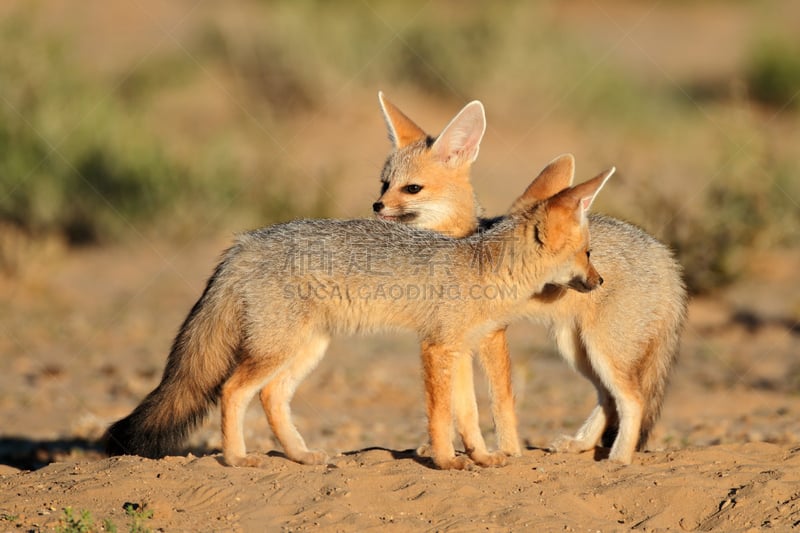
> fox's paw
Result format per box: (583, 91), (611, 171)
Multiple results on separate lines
(550, 435), (593, 454)
(470, 450), (508, 468)
(224, 454), (265, 468)
(470, 452), (508, 467)
(433, 454), (473, 471)
(291, 449), (329, 466)
(499, 442), (522, 457)
(415, 443), (433, 458)
(607, 449), (633, 465)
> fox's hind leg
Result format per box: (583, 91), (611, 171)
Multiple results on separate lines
(596, 365), (642, 464)
(551, 386), (614, 454)
(221, 353), (285, 467)
(451, 352), (506, 467)
(605, 388), (642, 464)
(581, 338), (642, 464)
(550, 326), (613, 454)
(258, 334), (330, 465)
(477, 327), (521, 457)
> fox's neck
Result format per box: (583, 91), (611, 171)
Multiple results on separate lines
(433, 176), (483, 238)
(438, 206), (481, 238)
(471, 215), (550, 302)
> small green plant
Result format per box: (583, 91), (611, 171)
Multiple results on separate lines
(56, 507), (93, 533)
(124, 503), (153, 533)
(0, 513), (19, 522)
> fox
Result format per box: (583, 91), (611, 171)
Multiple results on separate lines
(104, 158), (613, 470)
(374, 92), (688, 464)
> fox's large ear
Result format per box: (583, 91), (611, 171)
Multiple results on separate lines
(553, 166), (615, 223)
(509, 153), (575, 214)
(431, 100), (486, 167)
(378, 91), (427, 149)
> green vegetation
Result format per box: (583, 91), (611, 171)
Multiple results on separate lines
(54, 503), (153, 533)
(0, 10), (189, 245)
(56, 507), (93, 533)
(746, 38), (800, 109)
(123, 503), (153, 533)
(0, 2), (797, 293)
(0, 5), (311, 247)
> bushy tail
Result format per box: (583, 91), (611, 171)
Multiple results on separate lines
(104, 258), (241, 458)
(637, 266), (688, 450)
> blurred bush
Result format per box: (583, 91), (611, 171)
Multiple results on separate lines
(746, 38), (800, 110)
(0, 10), (188, 244)
(635, 133), (800, 295)
(0, 1), (797, 295)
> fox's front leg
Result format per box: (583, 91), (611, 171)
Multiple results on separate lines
(420, 342), (470, 470)
(477, 327), (521, 457)
(451, 353), (507, 467)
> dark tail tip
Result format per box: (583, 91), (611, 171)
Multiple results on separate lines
(104, 418), (136, 457)
(103, 412), (183, 459)
(104, 416), (146, 457)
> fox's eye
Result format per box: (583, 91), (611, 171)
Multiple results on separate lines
(380, 181), (389, 194)
(586, 250), (591, 259)
(403, 184), (423, 194)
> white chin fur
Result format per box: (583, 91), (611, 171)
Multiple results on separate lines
(414, 202), (453, 226)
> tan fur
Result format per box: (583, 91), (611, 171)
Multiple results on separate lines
(476, 327), (518, 454)
(377, 95), (687, 465)
(105, 163), (610, 470)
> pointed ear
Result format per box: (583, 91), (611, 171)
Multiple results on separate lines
(573, 166), (615, 214)
(509, 153), (575, 214)
(378, 91), (427, 149)
(431, 100), (486, 167)
(553, 166), (615, 222)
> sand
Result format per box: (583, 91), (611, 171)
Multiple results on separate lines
(1, 238), (799, 531)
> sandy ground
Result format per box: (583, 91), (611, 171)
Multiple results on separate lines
(1, 236), (799, 531)
(2, 1), (800, 530)
(3, 443), (800, 531)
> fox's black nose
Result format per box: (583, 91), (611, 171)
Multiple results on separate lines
(372, 201), (384, 213)
(598, 276), (604, 286)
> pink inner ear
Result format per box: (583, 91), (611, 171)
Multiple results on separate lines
(581, 196), (592, 212)
(435, 104), (484, 164)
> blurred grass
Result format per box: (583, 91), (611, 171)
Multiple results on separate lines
(745, 37), (800, 110)
(0, 1), (798, 293)
(0, 9), (188, 244)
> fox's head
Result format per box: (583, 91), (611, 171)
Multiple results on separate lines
(372, 92), (486, 237)
(510, 154), (614, 294)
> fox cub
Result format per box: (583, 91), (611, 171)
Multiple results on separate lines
(375, 92), (687, 464)
(105, 156), (613, 470)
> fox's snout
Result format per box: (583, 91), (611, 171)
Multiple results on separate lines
(568, 274), (603, 293)
(568, 261), (604, 293)
(372, 199), (418, 223)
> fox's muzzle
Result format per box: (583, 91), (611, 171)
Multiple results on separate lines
(567, 271), (604, 293)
